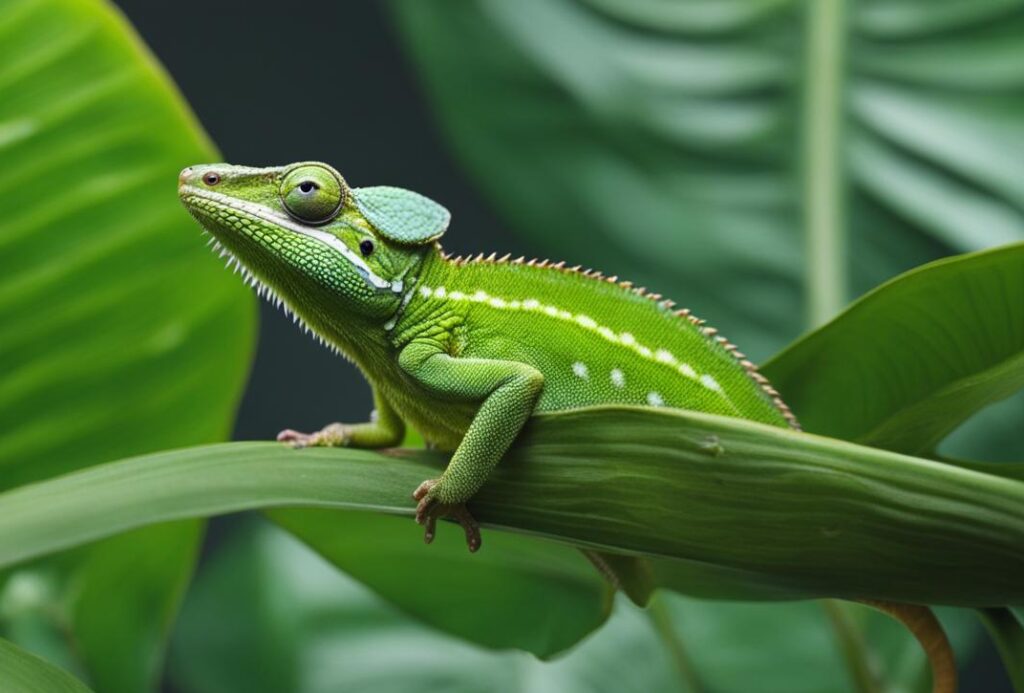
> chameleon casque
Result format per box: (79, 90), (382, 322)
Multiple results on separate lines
(178, 161), (955, 691)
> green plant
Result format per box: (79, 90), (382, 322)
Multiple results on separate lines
(1, 0), (1022, 691)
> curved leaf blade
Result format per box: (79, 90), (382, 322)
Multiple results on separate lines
(0, 408), (1021, 605)
(169, 520), (680, 693)
(0, 0), (254, 483)
(977, 607), (1024, 693)
(269, 508), (610, 658)
(0, 637), (93, 693)
(765, 243), (1024, 454)
(0, 0), (255, 689)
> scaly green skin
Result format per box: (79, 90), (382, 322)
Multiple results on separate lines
(177, 161), (797, 549)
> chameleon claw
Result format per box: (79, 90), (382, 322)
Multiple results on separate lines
(412, 479), (481, 552)
(276, 427), (315, 448)
(412, 479), (436, 501)
(277, 424), (349, 448)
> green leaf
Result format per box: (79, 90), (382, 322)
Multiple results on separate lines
(170, 519), (981, 693)
(0, 0), (255, 689)
(389, 0), (1024, 359)
(0, 637), (93, 693)
(651, 596), (981, 693)
(167, 520), (302, 693)
(269, 508), (610, 658)
(68, 521), (203, 693)
(1, 408), (1022, 606)
(170, 518), (684, 693)
(764, 242), (1024, 454)
(977, 608), (1024, 693)
(270, 426), (613, 660)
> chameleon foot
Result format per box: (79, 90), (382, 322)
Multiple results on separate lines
(276, 423), (349, 448)
(413, 479), (481, 552)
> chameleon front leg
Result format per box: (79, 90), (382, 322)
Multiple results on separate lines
(277, 388), (405, 448)
(399, 341), (543, 551)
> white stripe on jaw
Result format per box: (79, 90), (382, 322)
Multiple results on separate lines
(183, 186), (395, 292)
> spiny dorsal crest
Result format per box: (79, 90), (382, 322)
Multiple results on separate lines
(448, 250), (801, 430)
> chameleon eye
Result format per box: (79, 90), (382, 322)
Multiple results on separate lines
(280, 164), (347, 224)
(359, 239), (374, 256)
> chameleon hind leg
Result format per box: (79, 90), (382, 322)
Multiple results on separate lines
(399, 341), (544, 552)
(277, 388), (405, 448)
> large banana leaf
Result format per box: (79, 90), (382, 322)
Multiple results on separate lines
(389, 0), (1024, 355)
(0, 0), (255, 689)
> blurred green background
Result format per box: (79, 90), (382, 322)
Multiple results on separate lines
(1, 0), (1022, 690)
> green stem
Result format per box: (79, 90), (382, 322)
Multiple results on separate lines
(977, 608), (1024, 692)
(647, 595), (703, 693)
(803, 0), (848, 327)
(821, 600), (880, 693)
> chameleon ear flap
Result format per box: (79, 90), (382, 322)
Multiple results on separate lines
(351, 186), (450, 245)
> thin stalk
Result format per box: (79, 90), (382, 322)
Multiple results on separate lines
(803, 0), (848, 326)
(821, 600), (881, 693)
(647, 595), (703, 693)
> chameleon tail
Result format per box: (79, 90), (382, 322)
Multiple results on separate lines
(861, 599), (957, 693)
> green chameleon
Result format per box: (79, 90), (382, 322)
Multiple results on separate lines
(179, 161), (955, 692)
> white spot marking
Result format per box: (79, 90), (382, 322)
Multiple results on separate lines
(416, 285), (738, 410)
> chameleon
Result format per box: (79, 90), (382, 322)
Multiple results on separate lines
(178, 161), (955, 692)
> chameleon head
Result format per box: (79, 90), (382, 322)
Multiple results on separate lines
(177, 162), (448, 335)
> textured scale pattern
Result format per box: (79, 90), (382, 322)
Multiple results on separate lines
(352, 186), (450, 245)
(392, 252), (799, 429)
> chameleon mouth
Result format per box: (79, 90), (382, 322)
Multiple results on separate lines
(179, 192), (345, 355)
(179, 185), (397, 293)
